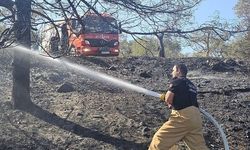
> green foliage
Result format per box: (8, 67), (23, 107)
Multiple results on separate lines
(188, 14), (231, 57)
(163, 38), (182, 58)
(130, 38), (148, 56)
(222, 0), (250, 59)
(119, 39), (131, 57)
(120, 35), (182, 58)
(234, 0), (250, 25)
(223, 34), (250, 59)
(144, 36), (158, 56)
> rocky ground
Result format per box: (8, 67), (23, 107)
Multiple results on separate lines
(0, 50), (249, 150)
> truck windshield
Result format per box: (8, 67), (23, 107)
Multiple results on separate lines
(83, 16), (119, 34)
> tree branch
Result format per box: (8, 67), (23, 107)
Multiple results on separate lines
(0, 0), (14, 12)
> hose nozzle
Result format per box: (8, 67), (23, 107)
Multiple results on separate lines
(160, 93), (165, 101)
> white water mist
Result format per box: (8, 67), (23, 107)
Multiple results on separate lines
(9, 46), (161, 98)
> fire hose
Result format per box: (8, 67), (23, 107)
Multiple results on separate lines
(160, 94), (229, 150)
(200, 108), (229, 150)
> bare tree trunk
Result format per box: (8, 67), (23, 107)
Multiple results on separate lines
(157, 33), (165, 57)
(206, 32), (210, 57)
(12, 0), (32, 109)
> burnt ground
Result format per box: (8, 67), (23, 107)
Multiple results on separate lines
(0, 51), (249, 150)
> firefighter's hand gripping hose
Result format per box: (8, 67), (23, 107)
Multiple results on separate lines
(158, 93), (229, 150)
(160, 93), (165, 101)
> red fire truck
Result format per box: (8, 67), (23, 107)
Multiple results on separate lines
(43, 13), (121, 56)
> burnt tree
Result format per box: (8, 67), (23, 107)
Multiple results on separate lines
(12, 0), (32, 109)
(156, 33), (165, 57)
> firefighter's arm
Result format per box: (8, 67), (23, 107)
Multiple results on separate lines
(160, 82), (175, 105)
(165, 91), (174, 106)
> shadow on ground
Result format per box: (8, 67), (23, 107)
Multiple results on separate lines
(23, 103), (147, 150)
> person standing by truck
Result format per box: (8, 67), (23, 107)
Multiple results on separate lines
(149, 63), (209, 150)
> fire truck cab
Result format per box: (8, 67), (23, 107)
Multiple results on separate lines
(68, 13), (120, 56)
(41, 13), (121, 57)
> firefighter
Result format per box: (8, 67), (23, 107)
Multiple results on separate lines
(149, 63), (209, 150)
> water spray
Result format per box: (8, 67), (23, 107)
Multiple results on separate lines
(60, 58), (162, 98)
(9, 46), (229, 149)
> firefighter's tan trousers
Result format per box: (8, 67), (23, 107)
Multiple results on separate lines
(149, 106), (209, 150)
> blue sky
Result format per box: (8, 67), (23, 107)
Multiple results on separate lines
(182, 0), (238, 54)
(124, 0), (239, 54)
(194, 0), (238, 24)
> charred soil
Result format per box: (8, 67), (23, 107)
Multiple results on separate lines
(0, 53), (250, 150)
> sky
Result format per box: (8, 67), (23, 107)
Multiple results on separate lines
(124, 0), (239, 54)
(182, 0), (239, 54)
(194, 0), (238, 24)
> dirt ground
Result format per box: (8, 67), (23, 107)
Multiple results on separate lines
(0, 51), (249, 150)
